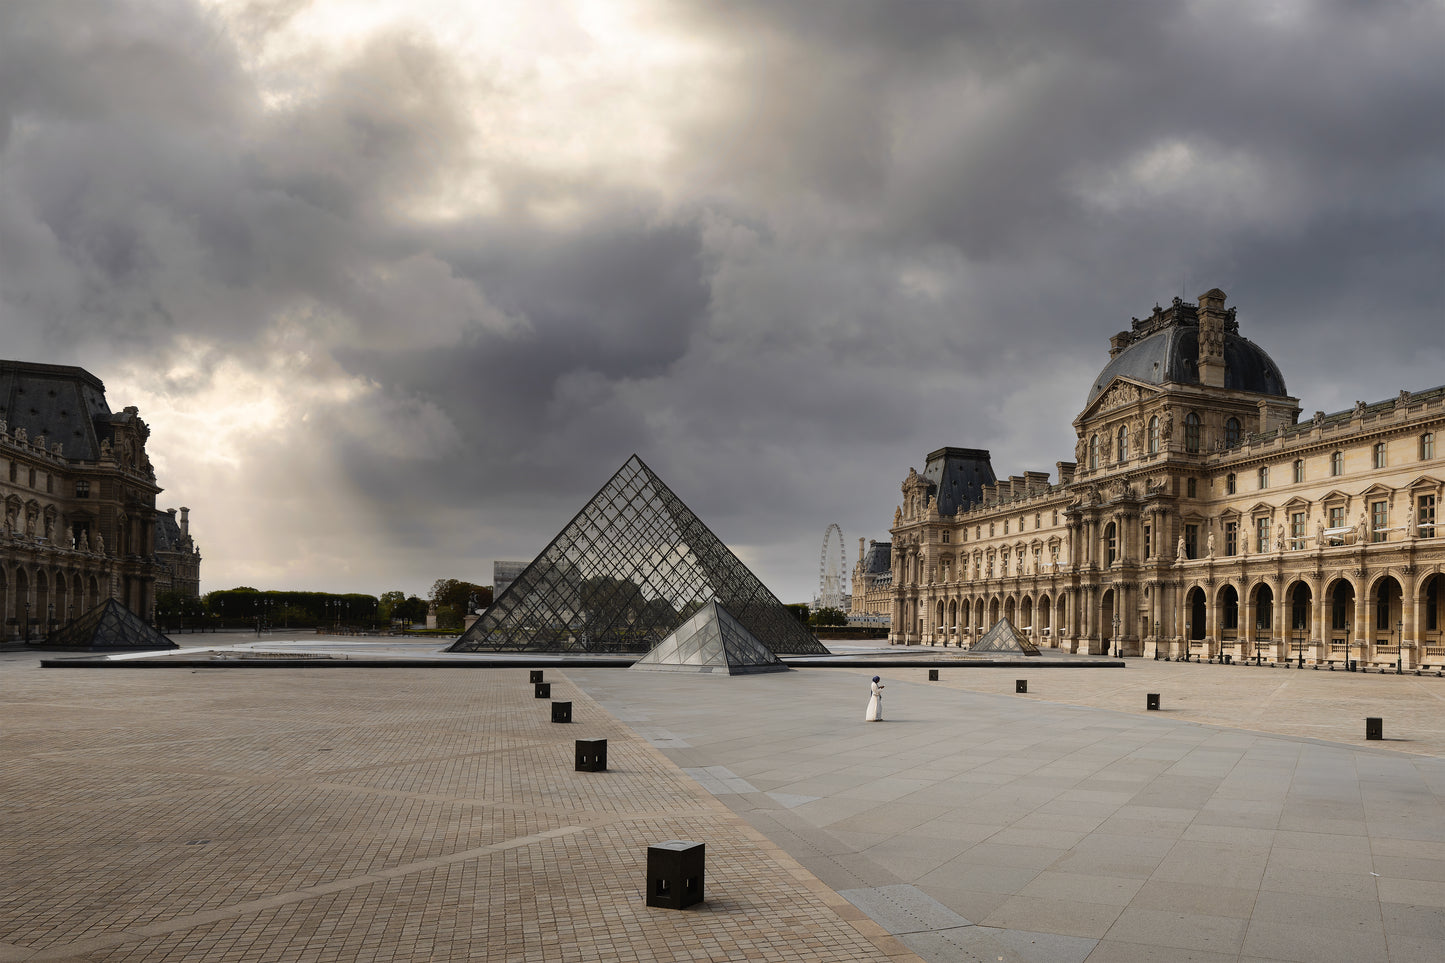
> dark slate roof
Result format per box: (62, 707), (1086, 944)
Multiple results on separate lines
(0, 361), (112, 461)
(862, 540), (892, 575)
(155, 511), (183, 552)
(921, 448), (996, 517)
(1088, 326), (1288, 406)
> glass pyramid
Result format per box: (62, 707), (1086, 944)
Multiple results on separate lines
(30, 597), (178, 651)
(633, 601), (789, 674)
(449, 455), (827, 655)
(970, 618), (1040, 655)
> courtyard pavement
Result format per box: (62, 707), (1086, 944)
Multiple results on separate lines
(1, 644), (1442, 961)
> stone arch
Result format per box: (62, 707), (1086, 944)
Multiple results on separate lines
(1185, 585), (1207, 640)
(1020, 596), (1034, 633)
(13, 567), (30, 640)
(1284, 579), (1313, 644)
(1368, 573), (1405, 643)
(1250, 581), (1275, 637)
(1004, 596), (1017, 625)
(1325, 578), (1356, 640)
(988, 597), (1000, 625)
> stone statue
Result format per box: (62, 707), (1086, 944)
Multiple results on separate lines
(1406, 504), (1415, 536)
(1161, 411), (1174, 442)
(893, 507), (902, 528)
(1277, 522), (1286, 551)
(1177, 534), (1186, 560)
(0, 418), (6, 434)
(1075, 437), (1087, 462)
(26, 513), (37, 538)
(14, 427), (26, 444)
(45, 516), (54, 540)
(78, 530), (89, 552)
(1356, 512), (1368, 542)
(1316, 518), (1325, 547)
(93, 531), (104, 555)
(66, 525), (75, 549)
(1352, 400), (1366, 418)
(4, 504), (15, 535)
(1207, 532), (1215, 558)
(1313, 410), (1325, 426)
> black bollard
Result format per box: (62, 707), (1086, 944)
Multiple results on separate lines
(575, 738), (607, 772)
(529, 669), (544, 684)
(646, 841), (705, 909)
(1147, 693), (1160, 710)
(534, 682), (551, 698)
(551, 701), (572, 723)
(1016, 680), (1027, 693)
(928, 669), (939, 681)
(1365, 718), (1383, 741)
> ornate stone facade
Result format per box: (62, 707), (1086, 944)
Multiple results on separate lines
(884, 290), (1445, 667)
(0, 361), (200, 639)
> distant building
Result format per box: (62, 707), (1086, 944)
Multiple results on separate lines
(492, 560), (529, 603)
(0, 360), (200, 637)
(849, 538), (893, 621)
(882, 289), (1443, 666)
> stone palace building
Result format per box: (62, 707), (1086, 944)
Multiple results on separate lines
(859, 289), (1444, 666)
(0, 361), (200, 639)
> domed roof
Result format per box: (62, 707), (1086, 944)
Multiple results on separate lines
(1086, 296), (1288, 406)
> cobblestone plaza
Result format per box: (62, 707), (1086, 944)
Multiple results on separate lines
(1, 643), (1442, 961)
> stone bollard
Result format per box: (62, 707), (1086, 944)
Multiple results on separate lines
(1366, 718), (1382, 741)
(1147, 693), (1160, 710)
(1016, 680), (1027, 693)
(530, 670), (544, 684)
(646, 841), (705, 909)
(551, 701), (572, 723)
(575, 738), (607, 772)
(928, 669), (939, 681)
(534, 682), (551, 699)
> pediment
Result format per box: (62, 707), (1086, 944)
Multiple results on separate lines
(1359, 482), (1396, 498)
(1319, 488), (1352, 504)
(1077, 377), (1161, 422)
(1407, 474), (1443, 491)
(1245, 501), (1274, 516)
(1282, 495), (1312, 510)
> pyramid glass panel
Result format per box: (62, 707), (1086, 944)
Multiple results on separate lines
(970, 618), (1040, 655)
(30, 598), (177, 651)
(450, 456), (826, 654)
(633, 601), (789, 674)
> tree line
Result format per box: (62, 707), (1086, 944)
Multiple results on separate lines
(158, 578), (494, 630)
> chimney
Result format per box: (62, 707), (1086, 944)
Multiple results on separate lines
(1196, 288), (1228, 388)
(179, 506), (190, 537)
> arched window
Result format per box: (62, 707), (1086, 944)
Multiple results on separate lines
(1258, 466), (1269, 489)
(1184, 412), (1201, 453)
(1374, 442), (1387, 469)
(1331, 450), (1343, 476)
(1423, 432), (1436, 460)
(1105, 522), (1117, 565)
(1089, 435), (1099, 470)
(1117, 425), (1129, 462)
(1226, 473), (1237, 494)
(1293, 459), (1304, 484)
(1225, 417), (1241, 446)
(1148, 415), (1160, 454)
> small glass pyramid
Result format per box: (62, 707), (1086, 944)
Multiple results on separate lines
(30, 598), (178, 651)
(633, 601), (789, 674)
(449, 455), (826, 655)
(970, 618), (1040, 655)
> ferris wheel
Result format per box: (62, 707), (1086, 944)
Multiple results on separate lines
(817, 523), (847, 611)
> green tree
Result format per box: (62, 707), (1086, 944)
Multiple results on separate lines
(785, 603), (811, 625)
(809, 607), (847, 627)
(378, 590), (407, 621)
(428, 579), (492, 629)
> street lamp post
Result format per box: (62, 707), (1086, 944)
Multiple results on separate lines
(1112, 613), (1121, 659)
(1397, 618), (1403, 675)
(23, 601), (30, 643)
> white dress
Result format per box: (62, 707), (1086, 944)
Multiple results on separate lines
(865, 681), (884, 721)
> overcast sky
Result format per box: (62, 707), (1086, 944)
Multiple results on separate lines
(2, 0), (1442, 604)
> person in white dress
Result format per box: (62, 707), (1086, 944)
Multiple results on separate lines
(865, 676), (884, 721)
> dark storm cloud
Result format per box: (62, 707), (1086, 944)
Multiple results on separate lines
(0, 0), (1440, 600)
